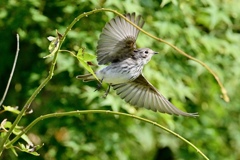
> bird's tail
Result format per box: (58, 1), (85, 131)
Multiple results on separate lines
(76, 73), (95, 82)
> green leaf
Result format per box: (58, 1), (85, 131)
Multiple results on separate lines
(44, 36), (60, 58)
(10, 147), (18, 156)
(77, 48), (99, 81)
(160, 0), (178, 7)
(3, 106), (20, 115)
(16, 132), (33, 146)
(17, 142), (42, 156)
(18, 142), (25, 150)
(77, 48), (96, 61)
(28, 151), (40, 156)
(83, 52), (96, 61)
(1, 119), (12, 130)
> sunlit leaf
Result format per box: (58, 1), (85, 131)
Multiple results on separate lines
(77, 48), (99, 81)
(44, 30), (62, 58)
(160, 0), (178, 7)
(83, 52), (96, 61)
(1, 119), (12, 129)
(15, 132), (33, 146)
(17, 143), (41, 156)
(3, 106), (20, 115)
(44, 36), (59, 58)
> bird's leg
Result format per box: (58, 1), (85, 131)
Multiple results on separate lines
(103, 84), (111, 98)
(95, 78), (103, 92)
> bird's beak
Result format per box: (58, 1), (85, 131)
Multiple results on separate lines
(154, 52), (158, 54)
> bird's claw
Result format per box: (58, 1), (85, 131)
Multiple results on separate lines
(102, 85), (111, 98)
(94, 78), (103, 92)
(95, 83), (102, 92)
(94, 78), (111, 98)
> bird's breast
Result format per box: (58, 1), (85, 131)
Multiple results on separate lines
(96, 60), (142, 84)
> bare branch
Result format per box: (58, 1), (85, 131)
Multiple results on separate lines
(0, 34), (20, 106)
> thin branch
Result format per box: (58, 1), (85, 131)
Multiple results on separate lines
(104, 9), (229, 102)
(66, 8), (230, 101)
(59, 49), (76, 57)
(6, 110), (209, 160)
(0, 34), (20, 106)
(0, 32), (62, 154)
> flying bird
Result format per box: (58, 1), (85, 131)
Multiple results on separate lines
(77, 13), (198, 117)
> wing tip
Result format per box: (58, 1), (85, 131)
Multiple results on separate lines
(161, 111), (199, 118)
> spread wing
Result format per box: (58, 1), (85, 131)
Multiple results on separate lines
(97, 13), (145, 64)
(112, 74), (198, 117)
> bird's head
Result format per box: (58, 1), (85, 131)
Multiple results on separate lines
(133, 48), (158, 64)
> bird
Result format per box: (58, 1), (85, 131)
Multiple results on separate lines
(76, 13), (198, 117)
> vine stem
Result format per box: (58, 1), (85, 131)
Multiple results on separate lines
(0, 30), (62, 155)
(5, 110), (209, 160)
(0, 8), (222, 160)
(66, 8), (230, 102)
(72, 8), (229, 102)
(101, 9), (229, 102)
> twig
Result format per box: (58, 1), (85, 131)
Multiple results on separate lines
(66, 8), (229, 101)
(0, 34), (20, 106)
(104, 9), (229, 102)
(6, 110), (209, 160)
(0, 32), (62, 154)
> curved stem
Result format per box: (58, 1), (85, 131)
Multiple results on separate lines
(101, 9), (229, 102)
(6, 110), (209, 160)
(63, 8), (230, 102)
(0, 34), (20, 106)
(0, 33), (63, 154)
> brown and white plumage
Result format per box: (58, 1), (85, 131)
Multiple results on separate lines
(112, 75), (198, 117)
(97, 13), (144, 64)
(77, 13), (198, 117)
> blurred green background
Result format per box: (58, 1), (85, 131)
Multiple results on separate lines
(1, 0), (240, 159)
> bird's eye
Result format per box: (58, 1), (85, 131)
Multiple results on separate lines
(144, 51), (148, 54)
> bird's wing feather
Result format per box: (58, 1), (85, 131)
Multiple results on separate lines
(112, 74), (198, 117)
(97, 13), (145, 64)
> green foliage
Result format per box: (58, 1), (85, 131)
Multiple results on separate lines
(1, 0), (240, 159)
(76, 48), (98, 81)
